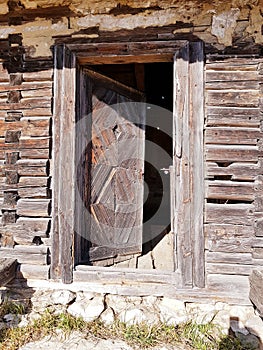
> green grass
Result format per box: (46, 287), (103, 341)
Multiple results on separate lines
(0, 304), (258, 350)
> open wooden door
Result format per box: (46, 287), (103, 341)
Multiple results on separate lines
(79, 69), (145, 264)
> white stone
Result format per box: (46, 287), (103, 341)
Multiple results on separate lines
(245, 315), (263, 342)
(185, 303), (216, 325)
(106, 295), (142, 315)
(137, 251), (153, 269)
(212, 310), (230, 335)
(100, 307), (115, 325)
(211, 8), (240, 46)
(51, 290), (76, 305)
(67, 295), (104, 322)
(158, 298), (188, 325)
(151, 232), (174, 271)
(18, 315), (30, 328)
(119, 308), (147, 325)
(76, 291), (96, 301)
(229, 305), (255, 323)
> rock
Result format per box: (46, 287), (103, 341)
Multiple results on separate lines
(67, 295), (104, 322)
(137, 252), (153, 269)
(158, 298), (188, 325)
(0, 322), (7, 330)
(245, 315), (263, 342)
(235, 332), (260, 350)
(18, 315), (30, 328)
(51, 290), (76, 306)
(106, 295), (142, 315)
(230, 319), (249, 335)
(3, 313), (21, 327)
(211, 8), (240, 46)
(186, 303), (216, 325)
(119, 308), (147, 325)
(100, 307), (115, 325)
(151, 232), (174, 271)
(212, 310), (230, 335)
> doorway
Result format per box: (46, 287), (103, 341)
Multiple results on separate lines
(79, 62), (174, 270)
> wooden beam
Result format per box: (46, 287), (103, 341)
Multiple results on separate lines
(0, 258), (17, 286)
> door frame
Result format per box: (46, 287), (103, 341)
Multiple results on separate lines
(51, 40), (205, 288)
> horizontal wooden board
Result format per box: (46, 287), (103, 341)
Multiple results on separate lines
(0, 177), (48, 190)
(206, 251), (253, 264)
(16, 264), (50, 280)
(207, 274), (250, 296)
(205, 127), (260, 145)
(18, 186), (49, 198)
(16, 199), (51, 217)
(206, 237), (253, 253)
(21, 88), (52, 99)
(0, 246), (49, 265)
(206, 81), (259, 90)
(0, 218), (50, 244)
(0, 137), (50, 150)
(206, 180), (254, 201)
(23, 70), (53, 82)
(0, 82), (52, 93)
(206, 162), (259, 181)
(206, 145), (260, 162)
(205, 203), (254, 225)
(0, 119), (50, 137)
(206, 90), (259, 107)
(207, 263), (256, 276)
(206, 71), (258, 82)
(206, 63), (259, 71)
(249, 270), (263, 315)
(20, 149), (50, 159)
(0, 99), (51, 110)
(204, 223), (254, 239)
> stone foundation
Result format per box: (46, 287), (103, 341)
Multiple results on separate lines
(1, 285), (263, 348)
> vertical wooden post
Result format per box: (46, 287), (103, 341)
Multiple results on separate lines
(173, 41), (205, 288)
(51, 45), (76, 283)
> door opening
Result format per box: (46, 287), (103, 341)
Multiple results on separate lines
(80, 62), (174, 270)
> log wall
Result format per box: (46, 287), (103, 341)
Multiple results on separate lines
(0, 42), (52, 279)
(205, 57), (263, 290)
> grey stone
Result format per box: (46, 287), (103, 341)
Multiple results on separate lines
(235, 332), (260, 350)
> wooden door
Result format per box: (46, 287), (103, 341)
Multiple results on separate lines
(81, 69), (145, 263)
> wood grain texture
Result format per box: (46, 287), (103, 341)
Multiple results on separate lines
(0, 258), (17, 286)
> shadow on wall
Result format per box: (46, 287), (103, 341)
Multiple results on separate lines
(219, 316), (263, 350)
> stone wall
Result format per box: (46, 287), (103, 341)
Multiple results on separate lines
(0, 286), (263, 348)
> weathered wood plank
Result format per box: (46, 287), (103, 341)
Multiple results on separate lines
(0, 119), (50, 137)
(207, 263), (256, 276)
(206, 71), (258, 82)
(174, 42), (192, 287)
(206, 251), (253, 264)
(206, 162), (259, 181)
(0, 82), (53, 92)
(206, 107), (260, 127)
(207, 274), (250, 296)
(206, 90), (259, 107)
(0, 247), (48, 265)
(206, 63), (259, 71)
(16, 264), (49, 280)
(0, 258), (17, 286)
(249, 269), (263, 315)
(206, 145), (260, 162)
(0, 176), (48, 190)
(206, 180), (254, 201)
(189, 41), (205, 288)
(205, 203), (254, 225)
(0, 137), (50, 150)
(205, 127), (260, 145)
(20, 149), (49, 159)
(0, 218), (50, 244)
(16, 199), (50, 217)
(23, 70), (53, 81)
(206, 81), (259, 90)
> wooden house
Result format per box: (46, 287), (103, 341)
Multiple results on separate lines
(0, 0), (262, 307)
